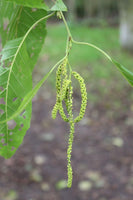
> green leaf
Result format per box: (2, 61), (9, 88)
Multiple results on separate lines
(0, 1), (16, 46)
(0, 57), (65, 125)
(51, 0), (67, 11)
(3, 0), (49, 10)
(0, 38), (32, 159)
(2, 0), (67, 11)
(72, 40), (133, 88)
(112, 59), (133, 87)
(6, 7), (47, 70)
(0, 12), (52, 158)
(0, 4), (48, 69)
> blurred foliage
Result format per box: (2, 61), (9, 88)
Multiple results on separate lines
(64, 0), (119, 25)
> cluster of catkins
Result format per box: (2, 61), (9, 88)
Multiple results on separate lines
(52, 58), (87, 188)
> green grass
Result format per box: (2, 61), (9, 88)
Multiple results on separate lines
(36, 23), (133, 103)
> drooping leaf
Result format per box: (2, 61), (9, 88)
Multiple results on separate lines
(0, 37), (32, 159)
(72, 40), (133, 88)
(0, 11), (50, 158)
(112, 59), (133, 87)
(51, 0), (67, 11)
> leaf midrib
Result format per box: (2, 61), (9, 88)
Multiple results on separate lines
(4, 12), (53, 155)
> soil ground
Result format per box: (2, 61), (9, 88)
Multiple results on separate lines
(0, 84), (133, 200)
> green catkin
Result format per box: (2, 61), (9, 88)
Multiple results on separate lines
(60, 79), (71, 101)
(51, 102), (59, 119)
(67, 121), (74, 188)
(61, 58), (68, 77)
(56, 64), (62, 96)
(67, 84), (75, 188)
(67, 37), (72, 56)
(64, 87), (69, 113)
(72, 71), (87, 123)
(58, 80), (71, 122)
(56, 58), (67, 96)
(51, 64), (62, 119)
(59, 101), (69, 122)
(57, 59), (71, 122)
(52, 61), (87, 188)
(68, 85), (73, 119)
(52, 58), (68, 120)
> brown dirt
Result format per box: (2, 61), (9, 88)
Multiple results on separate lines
(0, 86), (133, 200)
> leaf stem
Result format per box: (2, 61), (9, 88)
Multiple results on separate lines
(60, 11), (112, 62)
(72, 39), (112, 62)
(60, 11), (72, 37)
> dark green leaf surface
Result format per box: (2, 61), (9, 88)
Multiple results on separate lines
(3, 0), (49, 10)
(7, 7), (47, 69)
(0, 4), (47, 69)
(0, 1), (16, 46)
(3, 0), (67, 11)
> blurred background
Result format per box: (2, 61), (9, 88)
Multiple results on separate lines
(1, 0), (133, 199)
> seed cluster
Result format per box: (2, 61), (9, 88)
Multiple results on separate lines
(52, 59), (88, 188)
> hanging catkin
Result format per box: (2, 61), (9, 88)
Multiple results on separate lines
(52, 62), (88, 188)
